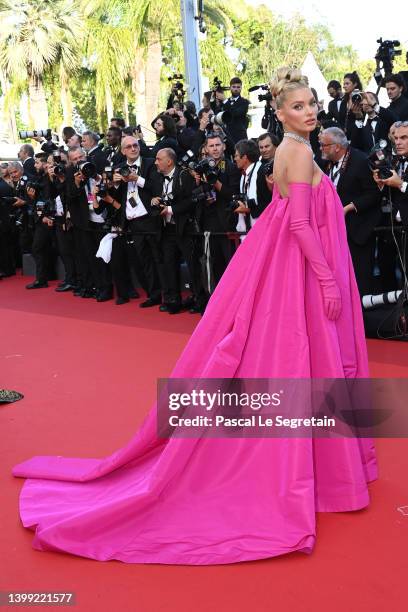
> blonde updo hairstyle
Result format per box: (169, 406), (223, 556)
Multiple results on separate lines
(270, 67), (310, 109)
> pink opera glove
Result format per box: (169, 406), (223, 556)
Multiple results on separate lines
(289, 182), (342, 321)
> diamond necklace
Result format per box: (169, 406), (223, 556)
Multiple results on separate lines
(283, 131), (312, 148)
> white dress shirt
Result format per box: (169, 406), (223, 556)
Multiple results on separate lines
(125, 159), (148, 220)
(162, 168), (176, 224)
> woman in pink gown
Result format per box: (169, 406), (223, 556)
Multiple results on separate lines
(13, 69), (377, 565)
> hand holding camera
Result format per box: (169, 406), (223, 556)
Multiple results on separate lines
(12, 197), (26, 208)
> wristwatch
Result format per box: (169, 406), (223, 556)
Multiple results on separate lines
(400, 181), (408, 194)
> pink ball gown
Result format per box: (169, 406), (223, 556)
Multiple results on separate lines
(13, 173), (377, 564)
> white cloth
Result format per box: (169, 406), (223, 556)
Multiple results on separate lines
(162, 168), (176, 224)
(236, 161), (262, 233)
(330, 155), (345, 188)
(96, 233), (117, 263)
(55, 195), (64, 217)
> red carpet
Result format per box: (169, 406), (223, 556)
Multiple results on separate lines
(1, 274), (407, 611)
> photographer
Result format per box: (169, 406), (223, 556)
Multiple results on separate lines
(151, 148), (206, 314)
(194, 133), (241, 287)
(373, 121), (408, 226)
(220, 77), (249, 144)
(260, 94), (283, 143)
(233, 139), (265, 236)
(8, 161), (35, 255)
(0, 170), (16, 278)
(165, 108), (196, 154)
(25, 153), (55, 289)
(17, 144), (36, 177)
(339, 71), (363, 133)
(191, 109), (235, 161)
(82, 131), (106, 173)
(66, 147), (112, 300)
(348, 91), (397, 153)
(326, 80), (343, 125)
(257, 133), (277, 205)
(320, 127), (382, 296)
(46, 151), (77, 292)
(102, 126), (125, 166)
(137, 114), (180, 159)
(95, 135), (162, 307)
(385, 74), (408, 121)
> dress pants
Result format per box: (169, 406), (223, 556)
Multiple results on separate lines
(82, 222), (112, 293)
(54, 218), (77, 286)
(161, 222), (206, 308)
(201, 213), (234, 288)
(31, 222), (53, 283)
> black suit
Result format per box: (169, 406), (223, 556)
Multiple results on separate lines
(0, 178), (16, 275)
(102, 158), (163, 301)
(222, 96), (249, 144)
(195, 159), (241, 288)
(349, 107), (397, 153)
(22, 157), (36, 177)
(389, 95), (408, 121)
(151, 167), (206, 309)
(327, 97), (343, 124)
(328, 147), (382, 295)
(253, 161), (273, 218)
(138, 136), (181, 160)
(87, 146), (107, 173)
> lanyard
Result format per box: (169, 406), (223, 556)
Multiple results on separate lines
(243, 163), (258, 195)
(330, 147), (351, 183)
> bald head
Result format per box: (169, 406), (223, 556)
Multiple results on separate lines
(155, 148), (177, 175)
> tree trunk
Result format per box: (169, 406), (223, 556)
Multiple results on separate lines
(145, 28), (162, 128)
(0, 69), (18, 143)
(132, 47), (148, 133)
(105, 84), (114, 126)
(123, 89), (129, 126)
(28, 73), (49, 128)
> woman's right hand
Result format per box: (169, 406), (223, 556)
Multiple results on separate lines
(321, 281), (342, 321)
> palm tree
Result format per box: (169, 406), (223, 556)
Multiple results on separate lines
(0, 0), (82, 128)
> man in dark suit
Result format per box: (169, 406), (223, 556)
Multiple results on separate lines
(320, 127), (382, 296)
(0, 173), (16, 278)
(194, 133), (241, 289)
(95, 135), (163, 306)
(348, 91), (397, 153)
(220, 77), (249, 144)
(151, 148), (206, 314)
(102, 127), (126, 167)
(385, 74), (408, 121)
(82, 131), (106, 173)
(373, 122), (408, 285)
(18, 144), (36, 177)
(326, 80), (343, 125)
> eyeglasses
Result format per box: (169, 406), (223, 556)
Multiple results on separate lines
(124, 143), (139, 149)
(320, 142), (336, 148)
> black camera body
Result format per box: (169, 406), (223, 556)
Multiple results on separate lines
(351, 91), (363, 104)
(368, 140), (394, 179)
(76, 161), (97, 180)
(189, 157), (219, 185)
(263, 160), (274, 176)
(227, 193), (256, 212)
(212, 76), (229, 94)
(375, 38), (402, 74)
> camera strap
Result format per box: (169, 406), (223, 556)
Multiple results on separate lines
(330, 147), (351, 184)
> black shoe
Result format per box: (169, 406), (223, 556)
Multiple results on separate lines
(26, 281), (48, 289)
(81, 289), (94, 298)
(167, 304), (181, 314)
(182, 297), (195, 309)
(116, 297), (130, 305)
(159, 304), (169, 312)
(128, 290), (140, 299)
(57, 281), (65, 287)
(55, 283), (74, 292)
(73, 287), (83, 296)
(97, 292), (113, 302)
(140, 298), (162, 308)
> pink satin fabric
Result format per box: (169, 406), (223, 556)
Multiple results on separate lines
(13, 174), (377, 564)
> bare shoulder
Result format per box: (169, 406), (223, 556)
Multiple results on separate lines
(274, 141), (314, 193)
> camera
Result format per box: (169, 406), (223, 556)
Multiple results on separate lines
(177, 150), (195, 169)
(375, 38), (401, 75)
(19, 129), (52, 140)
(368, 140), (394, 179)
(76, 161), (97, 180)
(263, 160), (274, 176)
(208, 111), (230, 128)
(26, 179), (42, 196)
(191, 183), (215, 204)
(212, 77), (229, 94)
(118, 165), (134, 178)
(168, 73), (185, 101)
(189, 157), (219, 185)
(103, 165), (114, 181)
(351, 91), (363, 104)
(35, 199), (54, 218)
(248, 84), (272, 103)
(227, 193), (256, 212)
(52, 152), (66, 178)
